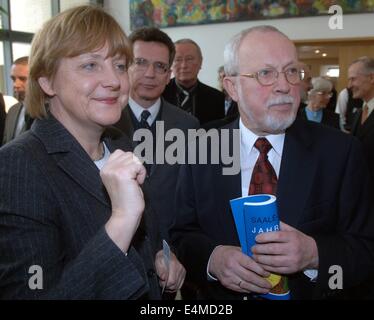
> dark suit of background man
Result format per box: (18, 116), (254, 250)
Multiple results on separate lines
(0, 93), (5, 143)
(2, 56), (33, 145)
(162, 38), (225, 125)
(171, 26), (374, 300)
(115, 27), (199, 243)
(349, 56), (374, 182)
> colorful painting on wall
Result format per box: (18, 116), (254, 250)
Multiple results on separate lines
(130, 0), (374, 30)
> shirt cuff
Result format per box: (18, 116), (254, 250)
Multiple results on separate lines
(304, 269), (318, 282)
(206, 245), (222, 281)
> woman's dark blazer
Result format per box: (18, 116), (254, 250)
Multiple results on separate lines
(0, 115), (161, 299)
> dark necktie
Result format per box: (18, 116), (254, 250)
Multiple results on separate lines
(140, 110), (151, 129)
(248, 138), (277, 196)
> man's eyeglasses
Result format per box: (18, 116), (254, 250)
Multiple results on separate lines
(240, 66), (305, 86)
(133, 58), (169, 74)
(173, 56), (197, 65)
(315, 91), (333, 98)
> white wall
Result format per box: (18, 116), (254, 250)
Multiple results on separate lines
(105, 0), (374, 89)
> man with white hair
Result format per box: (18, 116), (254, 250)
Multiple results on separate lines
(171, 26), (374, 299)
(348, 56), (374, 181)
(162, 39), (225, 124)
(298, 77), (339, 129)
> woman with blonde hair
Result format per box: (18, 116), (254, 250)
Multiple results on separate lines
(0, 5), (185, 299)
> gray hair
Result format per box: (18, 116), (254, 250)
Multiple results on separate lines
(309, 77), (333, 95)
(174, 38), (202, 59)
(223, 25), (288, 76)
(350, 56), (374, 74)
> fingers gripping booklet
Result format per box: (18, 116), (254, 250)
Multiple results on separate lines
(230, 194), (290, 300)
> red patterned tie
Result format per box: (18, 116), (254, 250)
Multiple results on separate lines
(248, 138), (277, 196)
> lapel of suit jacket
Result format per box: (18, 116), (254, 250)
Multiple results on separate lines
(277, 118), (316, 228)
(356, 111), (374, 139)
(31, 115), (110, 208)
(121, 106), (136, 141)
(9, 103), (23, 138)
(351, 108), (362, 135)
(217, 119), (242, 241)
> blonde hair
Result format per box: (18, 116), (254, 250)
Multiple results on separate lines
(26, 5), (133, 118)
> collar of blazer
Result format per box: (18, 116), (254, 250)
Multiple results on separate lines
(357, 109), (374, 138)
(30, 114), (125, 207)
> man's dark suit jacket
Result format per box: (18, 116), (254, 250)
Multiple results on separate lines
(351, 109), (374, 181)
(2, 102), (33, 145)
(162, 78), (225, 125)
(298, 107), (340, 130)
(0, 93), (5, 144)
(0, 115), (161, 299)
(171, 118), (374, 299)
(115, 99), (199, 240)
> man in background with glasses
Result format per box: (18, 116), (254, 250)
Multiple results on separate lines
(162, 39), (225, 125)
(171, 25), (374, 299)
(115, 28), (197, 296)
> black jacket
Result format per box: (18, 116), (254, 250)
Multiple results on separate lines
(162, 78), (225, 125)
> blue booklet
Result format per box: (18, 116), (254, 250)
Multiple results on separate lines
(230, 194), (290, 300)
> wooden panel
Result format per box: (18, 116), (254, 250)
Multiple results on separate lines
(295, 38), (374, 94)
(301, 58), (339, 77)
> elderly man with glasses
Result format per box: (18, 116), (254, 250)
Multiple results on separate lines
(171, 25), (374, 300)
(162, 38), (225, 124)
(298, 77), (339, 129)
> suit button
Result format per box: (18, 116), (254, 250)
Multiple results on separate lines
(147, 269), (156, 278)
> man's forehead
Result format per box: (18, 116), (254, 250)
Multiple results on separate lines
(239, 34), (297, 68)
(176, 43), (199, 55)
(11, 64), (28, 72)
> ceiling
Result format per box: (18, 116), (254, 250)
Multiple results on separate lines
(296, 45), (339, 60)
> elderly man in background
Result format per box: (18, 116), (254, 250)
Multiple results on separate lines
(162, 38), (225, 124)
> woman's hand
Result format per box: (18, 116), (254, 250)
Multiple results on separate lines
(101, 150), (146, 252)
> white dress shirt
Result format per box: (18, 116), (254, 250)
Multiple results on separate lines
(207, 118), (317, 281)
(128, 97), (161, 126)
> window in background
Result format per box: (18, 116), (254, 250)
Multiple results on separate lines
(10, 0), (52, 33)
(12, 43), (31, 61)
(321, 65), (340, 78)
(60, 0), (90, 12)
(1, 0), (102, 96)
(0, 41), (5, 93)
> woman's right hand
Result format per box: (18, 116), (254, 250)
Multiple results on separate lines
(101, 150), (147, 252)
